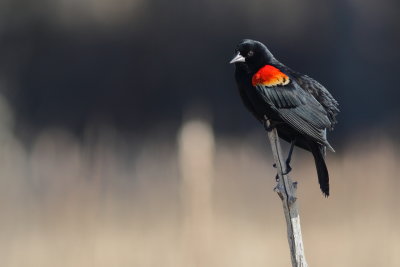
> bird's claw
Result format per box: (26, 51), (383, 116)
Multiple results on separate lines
(282, 163), (292, 175)
(263, 117), (280, 132)
(263, 120), (274, 132)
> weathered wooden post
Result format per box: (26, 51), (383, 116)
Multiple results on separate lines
(265, 117), (308, 267)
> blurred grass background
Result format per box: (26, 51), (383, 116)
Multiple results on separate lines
(0, 114), (399, 266)
(0, 0), (399, 266)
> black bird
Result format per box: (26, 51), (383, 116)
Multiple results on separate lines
(230, 39), (339, 196)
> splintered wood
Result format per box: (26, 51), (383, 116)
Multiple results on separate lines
(265, 117), (308, 267)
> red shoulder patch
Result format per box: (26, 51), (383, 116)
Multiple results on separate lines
(252, 65), (290, 87)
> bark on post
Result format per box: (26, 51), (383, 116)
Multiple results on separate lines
(265, 117), (308, 267)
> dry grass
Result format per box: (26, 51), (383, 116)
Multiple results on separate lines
(0, 121), (399, 266)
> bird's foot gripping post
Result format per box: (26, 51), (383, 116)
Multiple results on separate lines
(264, 116), (308, 267)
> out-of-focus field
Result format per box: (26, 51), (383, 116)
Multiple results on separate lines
(0, 119), (399, 267)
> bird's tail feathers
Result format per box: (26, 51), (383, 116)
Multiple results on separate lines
(310, 143), (330, 197)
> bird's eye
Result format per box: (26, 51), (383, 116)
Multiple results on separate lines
(247, 50), (254, 57)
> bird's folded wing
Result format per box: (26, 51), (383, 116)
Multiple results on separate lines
(255, 83), (333, 148)
(294, 74), (339, 127)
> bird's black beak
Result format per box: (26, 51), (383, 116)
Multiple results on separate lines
(229, 52), (245, 64)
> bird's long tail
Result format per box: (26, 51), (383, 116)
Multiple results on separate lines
(310, 143), (330, 197)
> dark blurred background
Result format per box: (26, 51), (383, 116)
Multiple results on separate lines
(0, 0), (400, 266)
(1, 0), (399, 142)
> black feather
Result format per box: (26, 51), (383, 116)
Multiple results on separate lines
(255, 83), (333, 150)
(310, 142), (330, 196)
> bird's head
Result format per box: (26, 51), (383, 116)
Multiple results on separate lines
(230, 39), (275, 73)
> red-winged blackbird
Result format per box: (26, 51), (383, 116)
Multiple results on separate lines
(230, 39), (339, 196)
